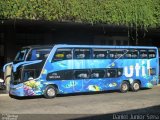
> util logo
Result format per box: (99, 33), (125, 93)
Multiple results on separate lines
(124, 60), (151, 77)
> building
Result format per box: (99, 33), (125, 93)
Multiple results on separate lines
(0, 0), (160, 77)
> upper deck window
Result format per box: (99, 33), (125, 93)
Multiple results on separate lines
(53, 48), (72, 61)
(139, 50), (148, 59)
(125, 49), (138, 59)
(109, 49), (124, 59)
(125, 52), (132, 58)
(93, 49), (108, 59)
(26, 48), (51, 61)
(74, 48), (91, 59)
(148, 49), (156, 58)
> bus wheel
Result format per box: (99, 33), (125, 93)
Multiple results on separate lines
(120, 81), (129, 93)
(44, 85), (57, 99)
(131, 81), (140, 92)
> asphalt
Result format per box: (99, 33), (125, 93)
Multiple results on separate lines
(0, 85), (160, 120)
(0, 90), (8, 97)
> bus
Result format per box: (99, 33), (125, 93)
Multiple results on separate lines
(158, 47), (160, 79)
(3, 45), (159, 98)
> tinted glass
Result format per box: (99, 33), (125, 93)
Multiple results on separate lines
(91, 69), (105, 78)
(53, 48), (72, 61)
(109, 49), (124, 59)
(139, 50), (148, 59)
(14, 49), (29, 62)
(93, 49), (108, 59)
(27, 48), (51, 61)
(47, 70), (73, 80)
(148, 49), (156, 58)
(106, 69), (117, 78)
(74, 70), (89, 79)
(131, 50), (138, 58)
(74, 48), (91, 59)
(124, 49), (138, 59)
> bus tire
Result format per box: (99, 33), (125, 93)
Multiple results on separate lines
(44, 85), (57, 99)
(120, 81), (129, 93)
(131, 81), (140, 92)
(9, 93), (14, 98)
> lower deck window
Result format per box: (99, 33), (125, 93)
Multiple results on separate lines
(91, 69), (105, 78)
(47, 68), (123, 81)
(74, 70), (89, 79)
(106, 69), (117, 78)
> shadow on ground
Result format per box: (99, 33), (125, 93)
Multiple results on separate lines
(8, 88), (151, 100)
(1, 105), (159, 120)
(71, 105), (160, 120)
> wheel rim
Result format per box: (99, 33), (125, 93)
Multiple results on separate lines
(47, 88), (55, 97)
(133, 83), (140, 90)
(122, 84), (128, 91)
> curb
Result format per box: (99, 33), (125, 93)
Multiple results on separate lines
(0, 94), (8, 97)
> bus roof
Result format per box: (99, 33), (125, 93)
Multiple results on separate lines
(22, 44), (158, 50)
(54, 44), (158, 49)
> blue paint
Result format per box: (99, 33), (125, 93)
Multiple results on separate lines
(5, 45), (159, 97)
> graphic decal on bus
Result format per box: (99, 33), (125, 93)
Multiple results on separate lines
(4, 45), (159, 98)
(124, 60), (151, 77)
(24, 80), (43, 96)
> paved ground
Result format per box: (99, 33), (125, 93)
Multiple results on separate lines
(0, 86), (160, 120)
(0, 89), (7, 94)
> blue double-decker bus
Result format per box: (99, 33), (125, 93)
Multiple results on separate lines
(3, 45), (159, 98)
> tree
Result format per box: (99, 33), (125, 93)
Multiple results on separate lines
(0, 0), (159, 29)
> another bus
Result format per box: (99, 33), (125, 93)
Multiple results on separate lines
(3, 45), (159, 98)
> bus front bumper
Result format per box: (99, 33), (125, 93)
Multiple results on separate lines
(9, 83), (25, 97)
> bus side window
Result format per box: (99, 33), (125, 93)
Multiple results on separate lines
(140, 50), (148, 59)
(93, 49), (107, 59)
(109, 50), (115, 59)
(53, 48), (72, 62)
(91, 69), (105, 78)
(109, 50), (124, 59)
(74, 48), (91, 59)
(131, 50), (138, 59)
(47, 70), (73, 80)
(148, 49), (156, 58)
(74, 70), (90, 79)
(125, 51), (132, 58)
(115, 50), (124, 59)
(106, 69), (117, 78)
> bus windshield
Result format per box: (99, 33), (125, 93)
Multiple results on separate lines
(26, 48), (52, 61)
(14, 49), (29, 62)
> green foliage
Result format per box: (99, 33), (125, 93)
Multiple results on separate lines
(0, 0), (160, 29)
